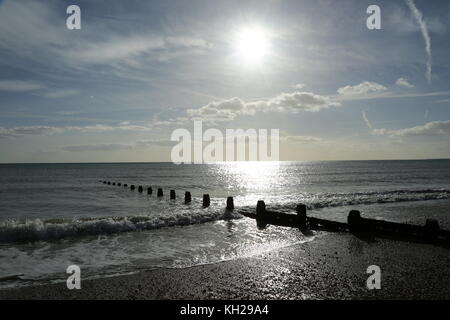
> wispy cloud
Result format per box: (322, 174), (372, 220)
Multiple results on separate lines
(0, 80), (43, 92)
(337, 81), (387, 97)
(362, 111), (373, 129)
(373, 120), (450, 137)
(405, 0), (432, 83)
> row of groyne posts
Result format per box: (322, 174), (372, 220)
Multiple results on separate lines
(101, 180), (231, 209)
(101, 180), (450, 246)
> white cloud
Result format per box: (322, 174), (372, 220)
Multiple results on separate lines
(187, 91), (340, 122)
(292, 83), (305, 89)
(283, 135), (322, 143)
(395, 77), (414, 88)
(337, 81), (387, 97)
(405, 0), (432, 83)
(0, 80), (43, 92)
(373, 120), (450, 137)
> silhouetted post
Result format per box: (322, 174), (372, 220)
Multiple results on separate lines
(185, 192), (192, 204)
(170, 190), (176, 200)
(296, 204), (307, 229)
(124, 184), (128, 187)
(347, 210), (362, 233)
(107, 181), (111, 185)
(103, 181), (107, 184)
(112, 182), (116, 186)
(256, 200), (267, 229)
(203, 194), (210, 207)
(147, 187), (153, 195)
(138, 186), (143, 193)
(157, 188), (163, 197)
(118, 183), (121, 186)
(130, 185), (135, 191)
(424, 219), (440, 242)
(226, 197), (234, 211)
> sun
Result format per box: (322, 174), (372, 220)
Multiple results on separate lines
(234, 26), (270, 65)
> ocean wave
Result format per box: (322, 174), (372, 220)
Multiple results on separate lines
(0, 210), (241, 243)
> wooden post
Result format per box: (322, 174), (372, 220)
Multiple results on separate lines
(185, 192), (192, 204)
(296, 204), (307, 229)
(157, 188), (163, 197)
(226, 197), (234, 210)
(170, 190), (176, 200)
(118, 183), (121, 186)
(103, 181), (107, 184)
(124, 184), (128, 187)
(147, 187), (153, 195)
(256, 200), (267, 229)
(130, 185), (135, 191)
(347, 210), (362, 233)
(112, 182), (116, 186)
(138, 186), (143, 193)
(203, 194), (210, 207)
(107, 181), (111, 185)
(424, 219), (440, 241)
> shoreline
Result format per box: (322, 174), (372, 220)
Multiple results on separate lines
(1, 232), (449, 300)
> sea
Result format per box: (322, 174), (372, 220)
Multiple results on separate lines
(1, 160), (450, 289)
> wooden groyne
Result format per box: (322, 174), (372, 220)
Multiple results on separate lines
(100, 181), (450, 246)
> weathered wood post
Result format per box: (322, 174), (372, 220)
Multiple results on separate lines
(138, 186), (143, 193)
(256, 200), (267, 229)
(226, 197), (234, 211)
(103, 181), (107, 184)
(118, 183), (121, 186)
(112, 182), (116, 186)
(157, 188), (163, 197)
(347, 210), (362, 233)
(130, 185), (135, 191)
(170, 190), (176, 200)
(424, 219), (440, 242)
(296, 204), (307, 229)
(203, 194), (210, 207)
(124, 184), (128, 187)
(107, 181), (111, 185)
(185, 192), (192, 204)
(147, 187), (153, 195)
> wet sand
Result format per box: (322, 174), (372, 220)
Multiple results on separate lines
(1, 232), (450, 300)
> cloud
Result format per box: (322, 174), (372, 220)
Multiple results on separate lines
(0, 123), (153, 139)
(62, 144), (133, 152)
(337, 81), (387, 97)
(0, 80), (43, 92)
(395, 78), (414, 88)
(283, 135), (322, 143)
(362, 111), (373, 129)
(42, 89), (79, 99)
(187, 91), (340, 122)
(373, 120), (450, 137)
(292, 83), (305, 89)
(136, 139), (175, 147)
(0, 126), (61, 138)
(405, 0), (432, 83)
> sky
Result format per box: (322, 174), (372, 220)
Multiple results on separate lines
(0, 0), (450, 162)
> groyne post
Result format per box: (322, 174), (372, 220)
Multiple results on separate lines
(256, 200), (268, 229)
(124, 184), (128, 187)
(130, 185), (135, 191)
(226, 197), (234, 211)
(296, 204), (307, 229)
(138, 186), (143, 193)
(185, 192), (192, 204)
(157, 188), (163, 197)
(203, 194), (210, 207)
(170, 190), (176, 200)
(147, 187), (153, 195)
(347, 210), (362, 233)
(118, 183), (121, 186)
